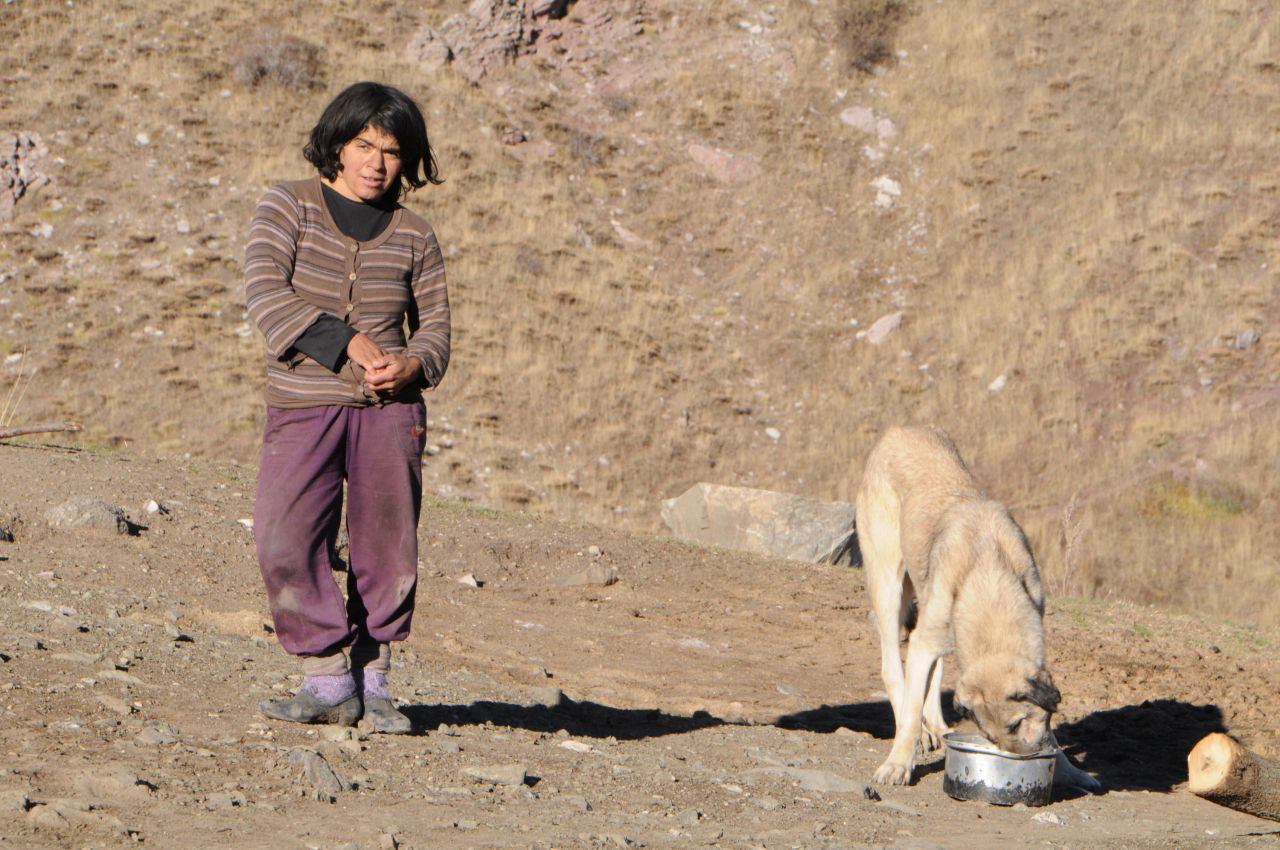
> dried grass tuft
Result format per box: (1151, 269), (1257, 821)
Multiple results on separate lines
(232, 26), (324, 90)
(836, 0), (911, 74)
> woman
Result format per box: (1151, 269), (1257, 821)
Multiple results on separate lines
(244, 81), (449, 732)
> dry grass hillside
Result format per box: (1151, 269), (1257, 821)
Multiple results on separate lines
(2, 1), (1277, 625)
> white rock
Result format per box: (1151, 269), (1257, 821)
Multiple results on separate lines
(865, 311), (904, 345)
(237, 518), (254, 529)
(871, 175), (902, 196)
(135, 132), (150, 146)
(764, 427), (781, 441)
(839, 106), (878, 134)
(988, 374), (1007, 393)
(1032, 812), (1066, 826)
(457, 573), (482, 588)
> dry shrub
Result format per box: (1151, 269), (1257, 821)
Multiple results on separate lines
(837, 0), (911, 74)
(232, 26), (324, 90)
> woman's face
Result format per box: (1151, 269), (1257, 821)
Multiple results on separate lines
(329, 124), (402, 203)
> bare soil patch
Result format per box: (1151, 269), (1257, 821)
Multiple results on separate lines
(1, 444), (1277, 847)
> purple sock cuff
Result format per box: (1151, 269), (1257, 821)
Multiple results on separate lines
(303, 673), (356, 705)
(363, 671), (390, 701)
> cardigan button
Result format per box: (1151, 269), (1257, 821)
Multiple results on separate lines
(348, 272), (356, 280)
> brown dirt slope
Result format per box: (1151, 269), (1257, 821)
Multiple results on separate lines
(1, 444), (1278, 848)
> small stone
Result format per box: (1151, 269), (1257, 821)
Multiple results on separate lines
(135, 724), (178, 746)
(528, 686), (564, 708)
(289, 748), (347, 802)
(237, 518), (254, 529)
(865, 311), (904, 345)
(135, 132), (150, 146)
(26, 804), (69, 830)
(0, 788), (29, 813)
(96, 693), (134, 715)
(98, 669), (144, 687)
(560, 563), (617, 587)
(457, 573), (482, 588)
(875, 800), (921, 816)
(840, 106), (878, 133)
(379, 833), (399, 850)
(143, 499), (168, 515)
(564, 795), (593, 812)
(73, 765), (151, 800)
(753, 795), (783, 811)
(463, 764), (527, 786)
(676, 807), (702, 826)
(587, 545), (602, 557)
(204, 791), (246, 810)
(1032, 811), (1066, 826)
(764, 427), (781, 441)
(1230, 328), (1261, 350)
(988, 374), (1007, 392)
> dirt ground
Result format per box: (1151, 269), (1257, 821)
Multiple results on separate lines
(2, 442), (1278, 849)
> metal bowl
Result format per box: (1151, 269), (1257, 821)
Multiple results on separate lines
(942, 731), (1058, 807)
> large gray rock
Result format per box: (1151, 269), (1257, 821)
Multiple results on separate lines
(660, 483), (859, 565)
(44, 497), (131, 534)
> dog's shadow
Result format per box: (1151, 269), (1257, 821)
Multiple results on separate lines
(775, 694), (1226, 794)
(399, 694), (725, 741)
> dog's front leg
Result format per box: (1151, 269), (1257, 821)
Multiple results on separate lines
(873, 644), (937, 785)
(921, 656), (949, 751)
(1051, 732), (1102, 792)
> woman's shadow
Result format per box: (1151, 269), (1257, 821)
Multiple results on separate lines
(399, 692), (725, 741)
(775, 694), (1227, 793)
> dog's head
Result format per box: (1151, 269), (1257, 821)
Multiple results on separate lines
(953, 656), (1060, 755)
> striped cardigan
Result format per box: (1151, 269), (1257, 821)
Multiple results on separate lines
(244, 176), (450, 408)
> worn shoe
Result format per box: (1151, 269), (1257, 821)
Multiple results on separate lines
(354, 669), (413, 734)
(362, 696), (413, 734)
(260, 687), (361, 727)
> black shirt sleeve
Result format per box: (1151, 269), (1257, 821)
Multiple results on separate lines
(292, 314), (358, 373)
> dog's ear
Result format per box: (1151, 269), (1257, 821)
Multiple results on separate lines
(1018, 669), (1061, 713)
(953, 680), (982, 718)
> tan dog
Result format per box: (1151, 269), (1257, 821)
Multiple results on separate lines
(855, 426), (1099, 790)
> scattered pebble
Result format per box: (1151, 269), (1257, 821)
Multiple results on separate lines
(463, 764), (527, 786)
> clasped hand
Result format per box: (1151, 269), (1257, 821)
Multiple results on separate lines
(346, 332), (422, 396)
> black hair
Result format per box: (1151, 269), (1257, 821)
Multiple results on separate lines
(303, 81), (441, 201)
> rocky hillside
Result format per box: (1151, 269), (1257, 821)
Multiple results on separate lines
(1, 0), (1277, 624)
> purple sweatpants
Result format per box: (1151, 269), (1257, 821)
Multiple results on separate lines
(254, 402), (426, 656)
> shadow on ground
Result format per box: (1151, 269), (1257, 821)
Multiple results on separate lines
(775, 695), (1226, 796)
(401, 695), (726, 740)
(1057, 699), (1226, 792)
(772, 692), (956, 740)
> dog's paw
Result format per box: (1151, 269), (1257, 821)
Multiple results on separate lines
(920, 721), (950, 752)
(1060, 768), (1102, 793)
(872, 759), (914, 786)
(1054, 755), (1102, 792)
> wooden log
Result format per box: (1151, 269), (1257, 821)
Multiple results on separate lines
(1188, 733), (1280, 822)
(0, 421), (82, 440)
